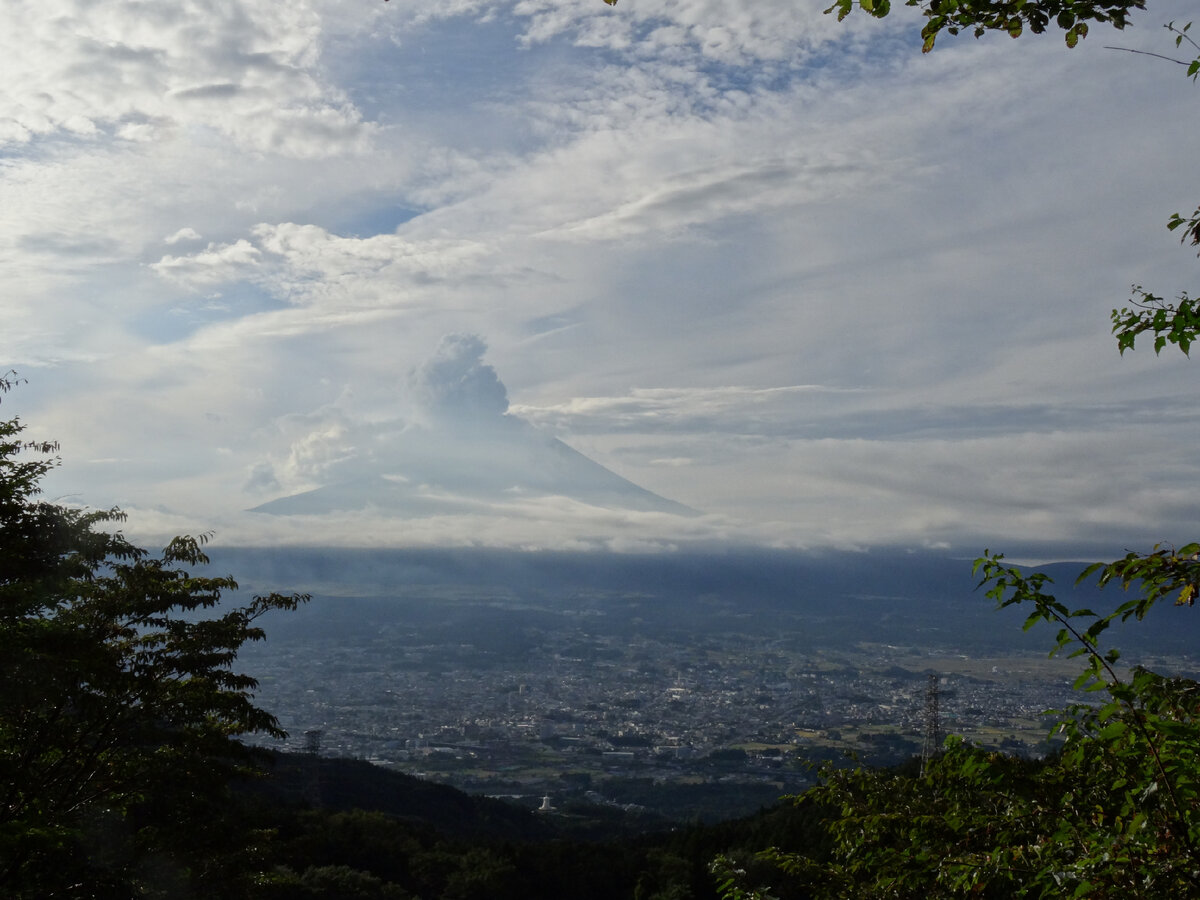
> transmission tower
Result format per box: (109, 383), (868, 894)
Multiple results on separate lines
(303, 728), (324, 755)
(302, 727), (324, 807)
(920, 673), (941, 777)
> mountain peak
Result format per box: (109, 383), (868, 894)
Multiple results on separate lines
(250, 416), (696, 518)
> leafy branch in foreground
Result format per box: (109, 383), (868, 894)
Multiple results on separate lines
(822, 0), (1146, 51)
(711, 2), (1200, 896)
(1105, 21), (1200, 78)
(978, 553), (1200, 877)
(0, 376), (309, 898)
(1101, 20), (1200, 358)
(1112, 287), (1200, 355)
(818, 7), (1200, 357)
(716, 553), (1200, 898)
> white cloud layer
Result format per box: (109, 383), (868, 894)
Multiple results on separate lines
(7, 0), (1198, 556)
(1, 0), (371, 156)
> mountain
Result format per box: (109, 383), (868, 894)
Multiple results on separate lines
(249, 415), (697, 518)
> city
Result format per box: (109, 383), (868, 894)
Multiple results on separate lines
(237, 582), (1152, 820)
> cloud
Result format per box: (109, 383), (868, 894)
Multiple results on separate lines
(164, 227), (202, 245)
(408, 333), (509, 421)
(152, 239), (263, 287)
(235, 333), (705, 527)
(15, 0), (1200, 559)
(240, 335), (514, 502)
(17, 233), (124, 262)
(149, 223), (500, 308)
(243, 461), (281, 495)
(507, 0), (866, 65)
(116, 502), (758, 554)
(545, 152), (886, 241)
(513, 386), (1200, 444)
(511, 384), (866, 434)
(249, 405), (363, 494)
(278, 416), (359, 485)
(0, 0), (372, 157)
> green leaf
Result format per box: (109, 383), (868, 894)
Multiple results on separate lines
(0, 383), (309, 895)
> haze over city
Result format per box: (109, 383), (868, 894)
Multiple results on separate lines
(6, 0), (1196, 559)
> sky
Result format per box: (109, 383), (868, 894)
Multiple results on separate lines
(4, 0), (1198, 558)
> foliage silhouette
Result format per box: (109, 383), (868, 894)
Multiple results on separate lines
(708, 2), (1200, 896)
(0, 373), (308, 897)
(825, 0), (1147, 51)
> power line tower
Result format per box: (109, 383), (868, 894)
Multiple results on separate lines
(303, 728), (324, 755)
(302, 728), (324, 807)
(920, 673), (941, 777)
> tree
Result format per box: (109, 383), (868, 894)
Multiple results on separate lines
(0, 373), (308, 898)
(603, 0), (1196, 356)
(821, 3), (1200, 357)
(825, 0), (1147, 51)
(715, 555), (1200, 897)
(706, 3), (1200, 897)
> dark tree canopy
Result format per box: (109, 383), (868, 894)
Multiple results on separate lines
(709, 1), (1200, 896)
(0, 373), (308, 898)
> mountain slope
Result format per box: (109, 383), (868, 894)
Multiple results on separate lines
(250, 416), (696, 518)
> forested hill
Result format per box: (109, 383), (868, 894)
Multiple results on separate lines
(235, 750), (823, 900)
(244, 752), (561, 841)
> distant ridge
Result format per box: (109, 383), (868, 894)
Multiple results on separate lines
(213, 547), (1200, 658)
